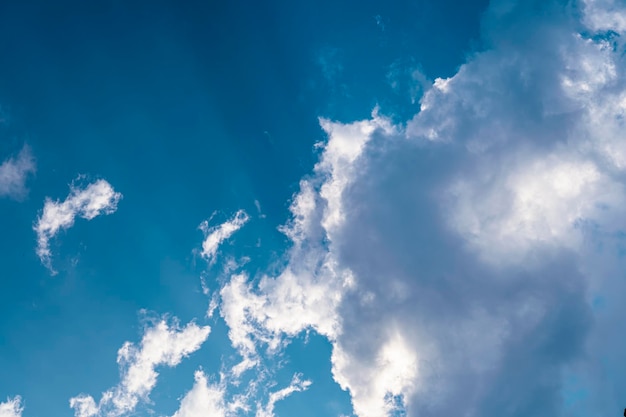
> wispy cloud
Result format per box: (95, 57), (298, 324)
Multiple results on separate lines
(0, 397), (23, 417)
(34, 178), (122, 274)
(0, 145), (35, 200)
(255, 374), (311, 417)
(70, 317), (210, 417)
(198, 210), (249, 265)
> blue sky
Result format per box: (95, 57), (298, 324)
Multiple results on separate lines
(2, 0), (626, 416)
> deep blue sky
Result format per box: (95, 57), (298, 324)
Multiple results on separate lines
(0, 1), (487, 416)
(16, 1), (626, 417)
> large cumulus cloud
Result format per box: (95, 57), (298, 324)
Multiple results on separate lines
(181, 0), (626, 416)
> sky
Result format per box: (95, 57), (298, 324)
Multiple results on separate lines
(1, 0), (626, 416)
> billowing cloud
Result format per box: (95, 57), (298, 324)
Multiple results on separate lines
(210, 1), (626, 416)
(70, 317), (210, 417)
(170, 371), (227, 417)
(34, 178), (122, 274)
(0, 145), (35, 200)
(0, 397), (23, 417)
(198, 210), (249, 265)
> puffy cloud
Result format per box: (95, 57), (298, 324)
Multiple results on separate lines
(70, 317), (210, 417)
(0, 145), (35, 200)
(212, 1), (626, 416)
(218, 113), (394, 374)
(170, 371), (227, 417)
(0, 397), (23, 417)
(34, 178), (122, 274)
(198, 210), (249, 265)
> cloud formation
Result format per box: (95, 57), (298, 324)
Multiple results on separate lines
(255, 374), (311, 417)
(0, 397), (23, 417)
(199, 210), (249, 265)
(70, 317), (210, 417)
(34, 178), (122, 273)
(0, 145), (35, 200)
(170, 371), (227, 417)
(206, 1), (626, 416)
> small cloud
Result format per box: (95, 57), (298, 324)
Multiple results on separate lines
(70, 317), (210, 417)
(254, 199), (266, 219)
(0, 145), (36, 200)
(374, 14), (385, 31)
(256, 374), (312, 417)
(0, 396), (24, 417)
(34, 178), (122, 274)
(198, 210), (249, 265)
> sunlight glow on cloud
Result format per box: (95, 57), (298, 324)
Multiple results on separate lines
(0, 397), (23, 417)
(6, 1), (624, 417)
(0, 145), (35, 200)
(34, 178), (122, 274)
(196, 2), (626, 416)
(70, 317), (210, 417)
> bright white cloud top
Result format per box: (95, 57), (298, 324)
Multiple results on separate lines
(0, 397), (23, 417)
(0, 145), (35, 200)
(70, 317), (210, 417)
(34, 178), (122, 273)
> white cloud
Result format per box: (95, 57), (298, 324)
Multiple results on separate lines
(217, 112), (401, 412)
(217, 113), (395, 369)
(34, 178), (122, 274)
(211, 2), (626, 417)
(581, 0), (626, 33)
(170, 371), (227, 417)
(255, 374), (311, 417)
(198, 210), (249, 265)
(0, 145), (35, 200)
(0, 397), (23, 417)
(70, 317), (210, 417)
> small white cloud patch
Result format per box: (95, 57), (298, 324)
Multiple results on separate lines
(0, 145), (35, 200)
(0, 397), (24, 417)
(199, 210), (249, 264)
(255, 374), (312, 417)
(70, 317), (210, 417)
(34, 178), (122, 274)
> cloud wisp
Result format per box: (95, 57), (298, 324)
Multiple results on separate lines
(34, 178), (122, 274)
(255, 374), (312, 417)
(70, 317), (210, 417)
(198, 210), (249, 265)
(0, 145), (35, 200)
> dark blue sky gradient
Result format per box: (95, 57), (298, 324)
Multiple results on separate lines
(0, 1), (488, 416)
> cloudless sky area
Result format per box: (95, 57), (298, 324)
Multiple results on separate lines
(1, 0), (626, 416)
